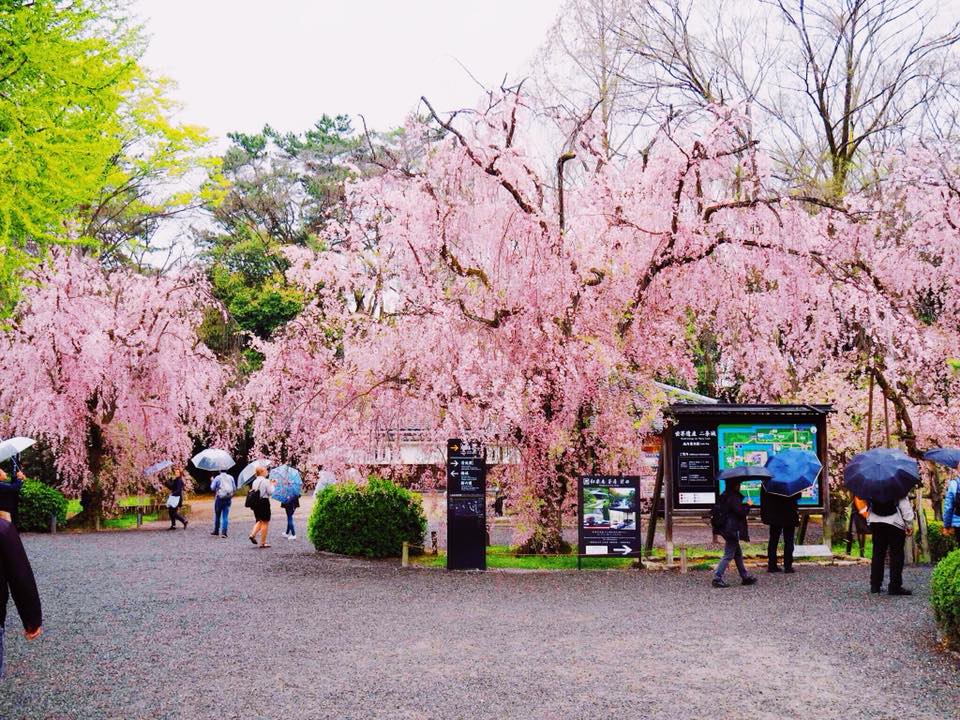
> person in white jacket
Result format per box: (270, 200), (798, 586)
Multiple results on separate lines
(867, 495), (915, 596)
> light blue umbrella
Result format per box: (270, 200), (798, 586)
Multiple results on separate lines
(190, 448), (235, 472)
(143, 460), (173, 477)
(269, 465), (303, 504)
(763, 449), (822, 496)
(923, 448), (960, 470)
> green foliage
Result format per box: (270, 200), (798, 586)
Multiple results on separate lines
(16, 479), (68, 532)
(928, 521), (958, 563)
(931, 549), (960, 648)
(0, 0), (138, 313)
(307, 476), (427, 558)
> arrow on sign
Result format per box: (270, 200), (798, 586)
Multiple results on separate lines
(614, 545), (632, 555)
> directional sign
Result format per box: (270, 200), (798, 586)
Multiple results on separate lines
(446, 438), (485, 495)
(447, 438), (487, 570)
(578, 475), (641, 559)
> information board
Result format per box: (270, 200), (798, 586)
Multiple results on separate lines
(578, 475), (641, 557)
(668, 405), (830, 511)
(674, 428), (719, 506)
(716, 423), (820, 506)
(446, 438), (486, 570)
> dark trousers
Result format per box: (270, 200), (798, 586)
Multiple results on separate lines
(870, 522), (906, 591)
(767, 524), (795, 569)
(168, 505), (187, 528)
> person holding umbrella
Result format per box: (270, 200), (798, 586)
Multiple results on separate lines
(165, 466), (189, 531)
(270, 465), (303, 541)
(844, 448), (920, 596)
(210, 471), (236, 538)
(923, 448), (960, 537)
(711, 469), (760, 589)
(0, 481), (42, 679)
(762, 448), (822, 574)
(248, 466), (274, 548)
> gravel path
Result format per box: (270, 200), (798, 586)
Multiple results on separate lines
(2, 515), (957, 720)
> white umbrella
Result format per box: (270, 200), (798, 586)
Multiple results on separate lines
(190, 448), (235, 472)
(143, 460), (173, 477)
(0, 436), (35, 463)
(238, 459), (271, 487)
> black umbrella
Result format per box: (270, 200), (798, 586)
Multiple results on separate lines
(718, 466), (773, 483)
(843, 448), (920, 503)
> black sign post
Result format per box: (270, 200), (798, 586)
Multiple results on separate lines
(446, 438), (486, 570)
(577, 475), (642, 569)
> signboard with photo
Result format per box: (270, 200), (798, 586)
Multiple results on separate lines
(578, 475), (641, 559)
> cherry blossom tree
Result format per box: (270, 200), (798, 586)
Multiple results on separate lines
(0, 252), (235, 519)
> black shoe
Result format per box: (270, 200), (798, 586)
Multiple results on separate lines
(221, 533), (228, 538)
(784, 567), (796, 574)
(741, 576), (758, 586)
(210, 531), (219, 536)
(767, 566), (782, 573)
(870, 587), (883, 594)
(888, 587), (913, 596)
(712, 578), (730, 588)
(183, 520), (189, 529)
(167, 526), (176, 531)
(249, 535), (257, 544)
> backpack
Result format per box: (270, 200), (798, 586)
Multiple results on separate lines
(245, 487), (260, 509)
(870, 498), (898, 516)
(710, 499), (728, 535)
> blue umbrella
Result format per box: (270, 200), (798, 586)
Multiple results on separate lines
(923, 448), (960, 470)
(843, 448), (920, 503)
(269, 465), (303, 504)
(763, 449), (822, 497)
(191, 448), (235, 472)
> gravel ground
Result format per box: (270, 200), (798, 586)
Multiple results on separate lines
(2, 516), (957, 720)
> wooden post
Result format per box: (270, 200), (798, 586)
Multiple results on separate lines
(49, 512), (57, 534)
(798, 514), (810, 544)
(916, 486), (929, 563)
(866, 371), (875, 450)
(401, 541), (409, 568)
(822, 412), (833, 548)
(680, 545), (688, 574)
(845, 507), (855, 555)
(644, 445), (665, 556)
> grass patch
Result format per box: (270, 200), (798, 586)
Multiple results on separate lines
(102, 512), (161, 530)
(66, 495), (162, 518)
(412, 545), (636, 570)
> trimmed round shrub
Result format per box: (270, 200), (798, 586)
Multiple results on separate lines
(929, 521), (958, 563)
(308, 475), (426, 558)
(17, 479), (68, 532)
(931, 548), (960, 648)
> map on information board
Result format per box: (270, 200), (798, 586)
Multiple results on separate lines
(716, 424), (820, 507)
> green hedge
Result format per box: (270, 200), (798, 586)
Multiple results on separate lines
(17, 479), (68, 532)
(929, 521), (958, 563)
(932, 549), (960, 649)
(307, 476), (426, 558)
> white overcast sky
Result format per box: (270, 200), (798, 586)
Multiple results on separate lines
(131, 0), (564, 140)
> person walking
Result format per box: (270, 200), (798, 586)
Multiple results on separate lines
(868, 494), (915, 595)
(281, 492), (300, 540)
(760, 485), (800, 573)
(166, 467), (189, 531)
(210, 471), (236, 539)
(942, 474), (960, 538)
(0, 481), (42, 680)
(248, 467), (274, 548)
(712, 478), (758, 588)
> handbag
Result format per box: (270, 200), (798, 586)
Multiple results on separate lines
(245, 488), (260, 509)
(165, 494), (181, 509)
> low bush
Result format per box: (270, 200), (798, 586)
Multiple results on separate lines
(931, 549), (960, 649)
(307, 475), (426, 558)
(16, 479), (68, 532)
(928, 521), (958, 563)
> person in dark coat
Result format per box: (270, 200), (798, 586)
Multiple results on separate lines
(760, 486), (800, 573)
(712, 479), (757, 588)
(0, 479), (42, 679)
(165, 467), (189, 531)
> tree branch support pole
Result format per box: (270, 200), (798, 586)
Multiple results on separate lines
(401, 541), (410, 568)
(644, 445), (665, 557)
(849, 371), (876, 553)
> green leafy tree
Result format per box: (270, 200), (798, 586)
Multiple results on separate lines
(0, 0), (136, 313)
